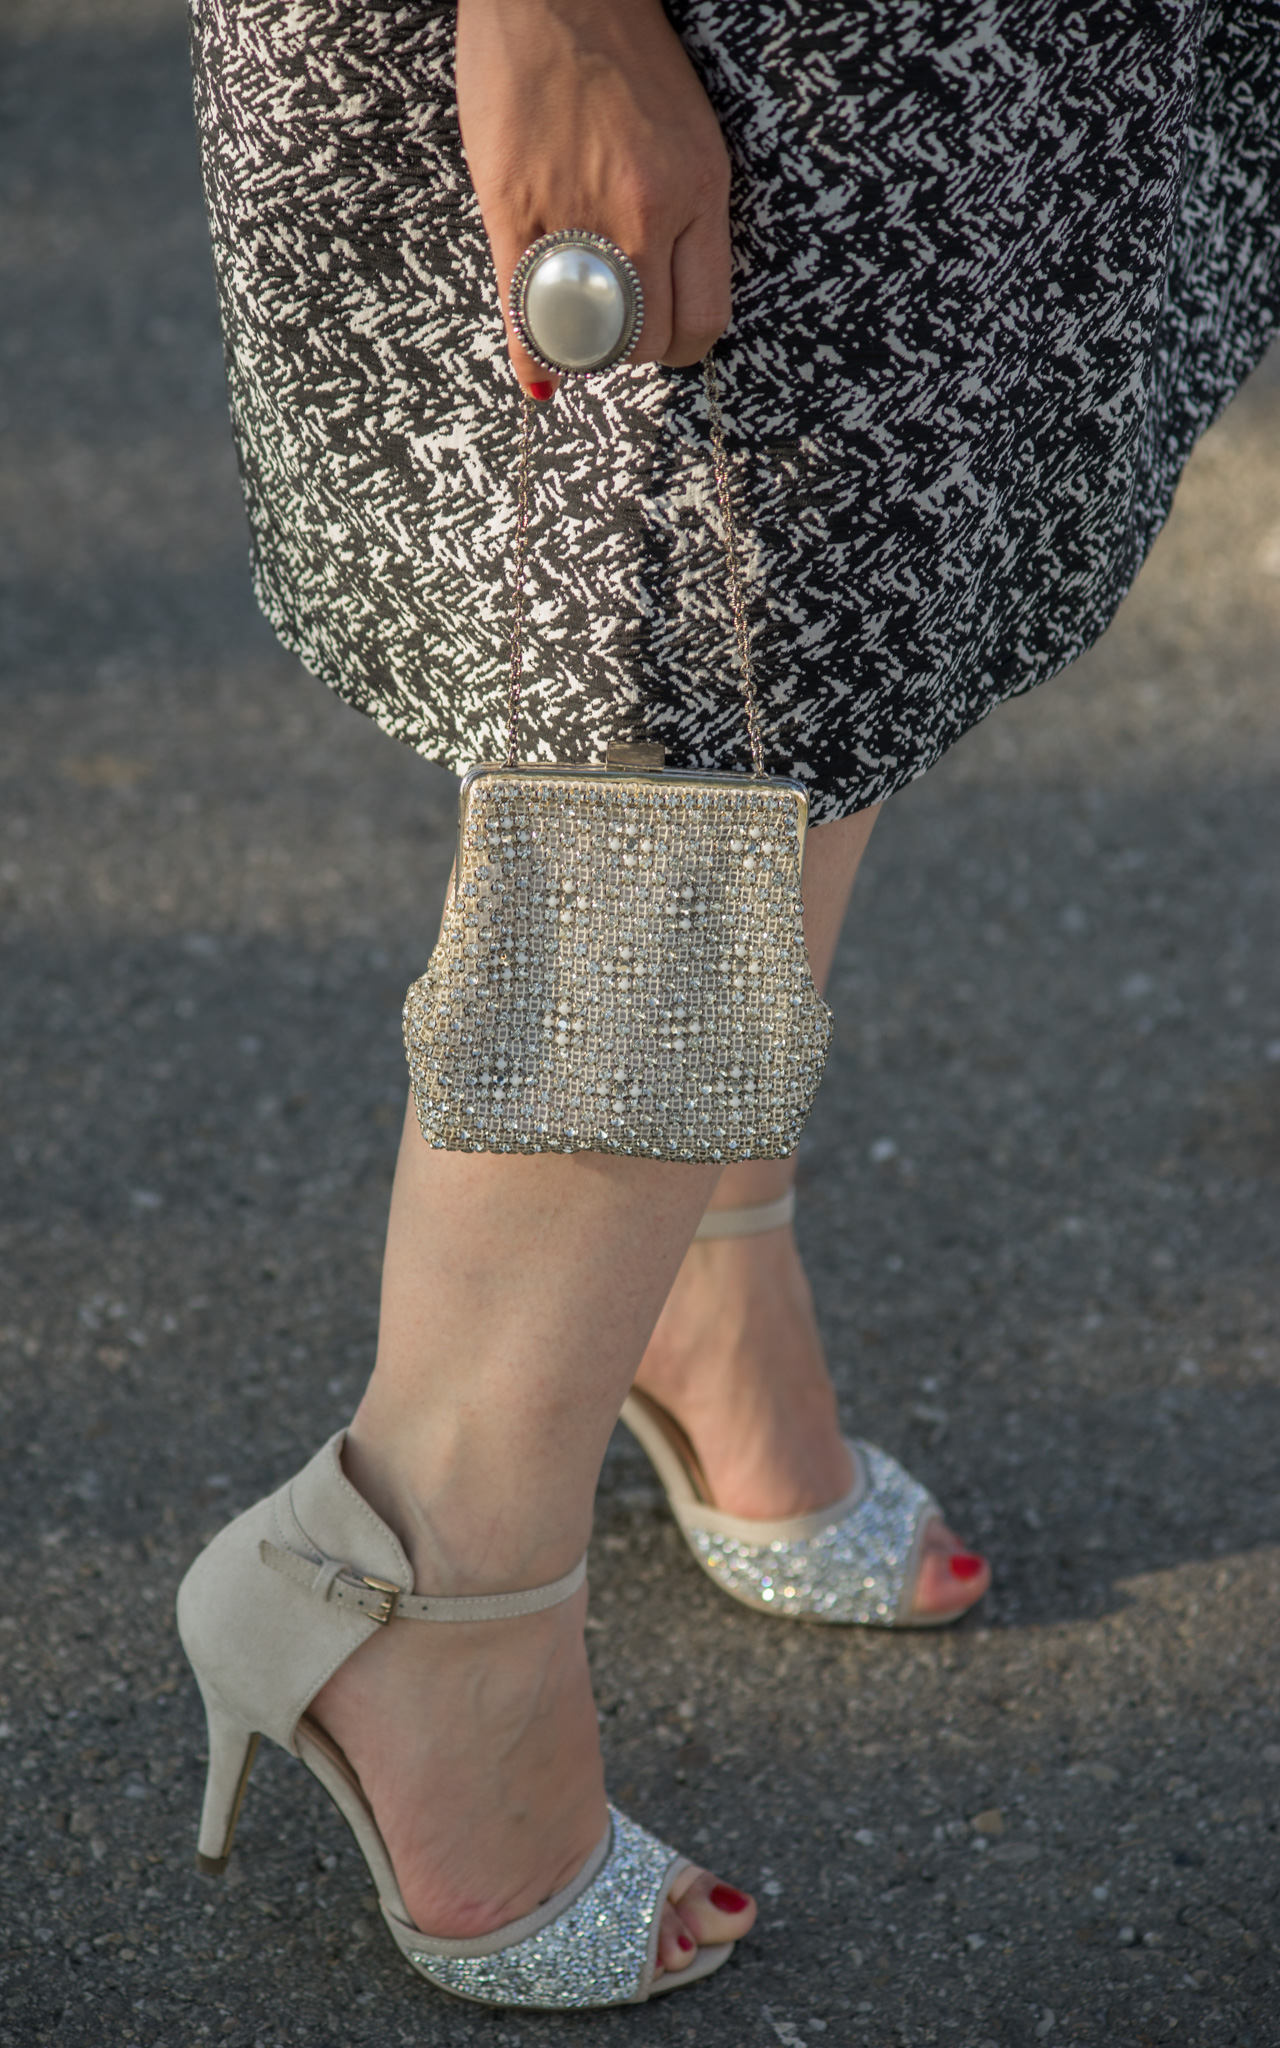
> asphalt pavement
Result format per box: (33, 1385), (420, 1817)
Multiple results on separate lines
(2, 4), (1279, 2044)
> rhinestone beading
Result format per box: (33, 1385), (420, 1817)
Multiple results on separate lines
(683, 1442), (937, 1625)
(406, 1807), (677, 2007)
(404, 773), (832, 1162)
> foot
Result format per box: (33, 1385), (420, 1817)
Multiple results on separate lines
(633, 1224), (990, 1623)
(310, 1464), (756, 1975)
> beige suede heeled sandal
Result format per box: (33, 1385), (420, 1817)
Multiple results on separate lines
(621, 1193), (952, 1628)
(176, 1433), (733, 2008)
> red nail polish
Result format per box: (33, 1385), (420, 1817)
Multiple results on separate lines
(709, 1883), (749, 1914)
(528, 380), (555, 401)
(949, 1552), (986, 1582)
(677, 1930), (694, 1952)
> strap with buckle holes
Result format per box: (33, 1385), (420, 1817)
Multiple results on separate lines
(258, 1540), (586, 1624)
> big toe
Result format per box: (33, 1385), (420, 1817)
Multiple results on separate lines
(657, 1868), (756, 1974)
(908, 1518), (990, 1621)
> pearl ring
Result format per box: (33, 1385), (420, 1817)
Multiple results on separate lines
(509, 232), (644, 375)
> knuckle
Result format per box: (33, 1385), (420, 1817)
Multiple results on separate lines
(616, 165), (667, 226)
(694, 156), (732, 207)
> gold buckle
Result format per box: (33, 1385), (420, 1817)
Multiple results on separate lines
(361, 1575), (401, 1625)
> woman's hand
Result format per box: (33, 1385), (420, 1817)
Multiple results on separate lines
(455, 0), (732, 398)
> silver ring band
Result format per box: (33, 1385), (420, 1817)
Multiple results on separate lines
(509, 231), (644, 376)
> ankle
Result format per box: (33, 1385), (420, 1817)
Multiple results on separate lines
(632, 1229), (857, 1517)
(340, 1410), (594, 1599)
(639, 1231), (814, 1386)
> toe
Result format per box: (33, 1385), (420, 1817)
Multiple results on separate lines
(907, 1518), (990, 1621)
(666, 1866), (757, 1951)
(657, 1901), (700, 1974)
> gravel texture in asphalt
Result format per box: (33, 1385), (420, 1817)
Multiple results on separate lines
(2, 4), (1279, 2044)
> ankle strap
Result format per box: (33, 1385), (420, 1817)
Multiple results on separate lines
(259, 1540), (586, 1625)
(694, 1188), (795, 1240)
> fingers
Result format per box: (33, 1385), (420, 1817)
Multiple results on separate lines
(496, 210), (731, 394)
(456, 0), (733, 397)
(503, 306), (560, 402)
(488, 189), (729, 396)
(627, 152), (731, 369)
(662, 201), (733, 367)
(487, 226), (561, 400)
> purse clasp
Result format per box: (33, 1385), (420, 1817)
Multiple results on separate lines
(605, 742), (666, 771)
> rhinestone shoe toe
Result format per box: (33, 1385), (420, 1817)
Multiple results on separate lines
(397, 1804), (727, 2006)
(621, 1387), (950, 1627)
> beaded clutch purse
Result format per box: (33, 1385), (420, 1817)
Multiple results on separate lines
(402, 363), (831, 1162)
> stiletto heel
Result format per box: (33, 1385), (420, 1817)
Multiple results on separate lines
(193, 1674), (260, 1875)
(176, 1432), (736, 2008)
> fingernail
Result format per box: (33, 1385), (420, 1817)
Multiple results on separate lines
(528, 380), (555, 401)
(949, 1552), (986, 1581)
(709, 1883), (749, 1914)
(677, 1930), (694, 1952)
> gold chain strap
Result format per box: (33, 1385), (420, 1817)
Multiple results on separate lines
(505, 356), (766, 775)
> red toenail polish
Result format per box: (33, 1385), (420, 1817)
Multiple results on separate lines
(677, 1930), (694, 1952)
(949, 1552), (985, 1581)
(528, 380), (555, 401)
(709, 1884), (749, 1914)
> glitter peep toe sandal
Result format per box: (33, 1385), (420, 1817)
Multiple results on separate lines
(176, 1433), (734, 2008)
(622, 1384), (949, 1626)
(622, 1194), (952, 1628)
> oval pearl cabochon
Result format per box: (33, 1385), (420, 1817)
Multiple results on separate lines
(523, 249), (628, 371)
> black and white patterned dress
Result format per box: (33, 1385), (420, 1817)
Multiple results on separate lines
(190, 1), (1280, 824)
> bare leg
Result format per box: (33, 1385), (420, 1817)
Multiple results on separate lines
(312, 1127), (756, 1968)
(635, 805), (991, 1620)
